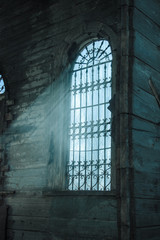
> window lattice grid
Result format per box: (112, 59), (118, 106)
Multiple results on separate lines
(67, 40), (112, 191)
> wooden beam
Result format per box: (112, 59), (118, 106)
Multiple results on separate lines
(0, 204), (7, 240)
(0, 191), (15, 196)
(149, 78), (160, 108)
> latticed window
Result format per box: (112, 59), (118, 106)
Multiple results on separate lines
(67, 40), (112, 191)
(0, 75), (5, 94)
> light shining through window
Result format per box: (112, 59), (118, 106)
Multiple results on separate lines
(0, 75), (5, 94)
(67, 40), (112, 191)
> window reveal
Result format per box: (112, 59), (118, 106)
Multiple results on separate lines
(67, 40), (112, 191)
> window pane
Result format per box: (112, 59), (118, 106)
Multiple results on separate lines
(93, 106), (98, 121)
(0, 75), (5, 94)
(81, 91), (86, 107)
(75, 109), (80, 124)
(93, 90), (98, 105)
(87, 90), (92, 106)
(99, 87), (104, 104)
(81, 108), (86, 123)
(87, 107), (92, 122)
(75, 93), (80, 108)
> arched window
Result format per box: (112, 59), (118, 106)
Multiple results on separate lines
(0, 74), (5, 94)
(67, 40), (112, 191)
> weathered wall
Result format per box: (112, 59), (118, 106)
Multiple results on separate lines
(0, 0), (159, 239)
(6, 193), (117, 240)
(0, 0), (120, 239)
(132, 0), (160, 239)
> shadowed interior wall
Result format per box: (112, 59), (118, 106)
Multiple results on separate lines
(132, 0), (160, 239)
(0, 0), (159, 240)
(0, 0), (119, 239)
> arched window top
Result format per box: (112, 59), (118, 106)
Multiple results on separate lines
(73, 40), (112, 71)
(0, 74), (5, 94)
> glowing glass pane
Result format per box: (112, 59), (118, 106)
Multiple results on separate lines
(0, 75), (5, 94)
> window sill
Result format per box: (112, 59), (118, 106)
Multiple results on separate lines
(43, 189), (116, 197)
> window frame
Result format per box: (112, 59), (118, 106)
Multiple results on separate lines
(66, 39), (113, 191)
(46, 25), (117, 194)
(62, 37), (116, 193)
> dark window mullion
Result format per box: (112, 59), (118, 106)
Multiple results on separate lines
(84, 68), (88, 190)
(72, 71), (77, 190)
(78, 69), (82, 190)
(104, 63), (107, 190)
(91, 64), (94, 190)
(91, 41), (95, 190)
(97, 65), (100, 191)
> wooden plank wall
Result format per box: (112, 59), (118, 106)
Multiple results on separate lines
(133, 0), (160, 239)
(6, 193), (117, 240)
(0, 0), (120, 239)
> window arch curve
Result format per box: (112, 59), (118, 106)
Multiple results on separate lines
(67, 39), (112, 191)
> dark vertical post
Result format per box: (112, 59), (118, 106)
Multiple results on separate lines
(118, 0), (134, 239)
(84, 67), (88, 190)
(78, 69), (82, 190)
(97, 65), (100, 190)
(104, 63), (107, 190)
(0, 204), (7, 240)
(72, 71), (77, 190)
